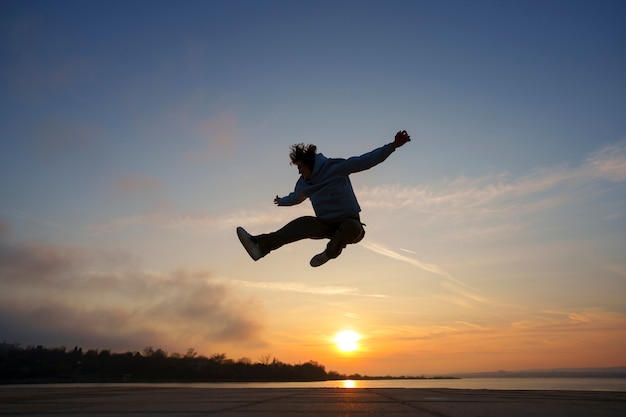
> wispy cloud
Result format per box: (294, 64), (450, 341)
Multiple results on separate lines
(374, 308), (626, 344)
(224, 278), (387, 298)
(360, 240), (487, 306)
(2, 207), (63, 230)
(603, 263), (626, 280)
(361, 140), (626, 212)
(361, 241), (450, 278)
(88, 203), (310, 236)
(511, 308), (626, 335)
(115, 173), (163, 195)
(184, 111), (243, 161)
(364, 306), (626, 373)
(357, 140), (626, 242)
(584, 141), (626, 182)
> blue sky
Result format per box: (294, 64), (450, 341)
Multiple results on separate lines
(1, 0), (625, 375)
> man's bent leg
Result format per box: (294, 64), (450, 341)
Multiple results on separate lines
(325, 217), (365, 259)
(255, 216), (334, 256)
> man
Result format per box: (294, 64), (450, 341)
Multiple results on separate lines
(237, 130), (411, 267)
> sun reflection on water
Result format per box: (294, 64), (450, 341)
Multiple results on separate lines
(341, 380), (357, 388)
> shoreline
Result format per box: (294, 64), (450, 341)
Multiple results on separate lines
(2, 376), (625, 393)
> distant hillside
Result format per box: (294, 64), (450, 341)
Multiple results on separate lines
(458, 367), (626, 378)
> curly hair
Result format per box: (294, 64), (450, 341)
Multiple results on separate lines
(289, 143), (317, 170)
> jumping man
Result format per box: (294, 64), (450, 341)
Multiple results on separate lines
(237, 130), (411, 267)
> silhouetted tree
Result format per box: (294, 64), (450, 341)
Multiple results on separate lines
(0, 343), (348, 383)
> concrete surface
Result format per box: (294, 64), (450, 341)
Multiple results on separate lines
(0, 387), (625, 416)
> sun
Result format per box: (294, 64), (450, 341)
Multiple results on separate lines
(334, 330), (361, 352)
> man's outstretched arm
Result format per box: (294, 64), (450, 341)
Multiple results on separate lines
(274, 192), (306, 206)
(339, 130), (412, 174)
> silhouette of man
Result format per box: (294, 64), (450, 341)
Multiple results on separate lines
(237, 130), (411, 267)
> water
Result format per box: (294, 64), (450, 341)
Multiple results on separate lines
(4, 378), (625, 391)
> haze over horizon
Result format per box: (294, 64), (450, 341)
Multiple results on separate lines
(1, 0), (625, 376)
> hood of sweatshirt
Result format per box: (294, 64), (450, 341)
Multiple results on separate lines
(309, 153), (328, 182)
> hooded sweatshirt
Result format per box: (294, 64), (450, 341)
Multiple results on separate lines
(276, 143), (396, 219)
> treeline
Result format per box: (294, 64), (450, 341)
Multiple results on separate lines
(0, 343), (347, 383)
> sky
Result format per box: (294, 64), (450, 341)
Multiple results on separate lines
(1, 0), (625, 376)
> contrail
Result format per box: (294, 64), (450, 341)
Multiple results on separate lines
(361, 240), (486, 304)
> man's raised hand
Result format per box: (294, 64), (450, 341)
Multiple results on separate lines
(393, 130), (411, 148)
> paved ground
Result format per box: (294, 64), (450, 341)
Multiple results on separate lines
(0, 387), (625, 416)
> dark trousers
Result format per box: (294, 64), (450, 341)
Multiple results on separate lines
(255, 215), (365, 259)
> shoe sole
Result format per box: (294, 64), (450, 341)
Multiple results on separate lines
(236, 227), (262, 261)
(310, 253), (330, 267)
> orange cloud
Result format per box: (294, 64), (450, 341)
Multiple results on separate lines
(115, 174), (163, 195)
(185, 112), (242, 161)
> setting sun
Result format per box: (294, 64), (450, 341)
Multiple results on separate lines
(334, 330), (361, 352)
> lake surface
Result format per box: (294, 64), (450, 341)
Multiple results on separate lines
(5, 378), (626, 391)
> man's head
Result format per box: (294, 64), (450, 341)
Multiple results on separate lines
(289, 143), (316, 180)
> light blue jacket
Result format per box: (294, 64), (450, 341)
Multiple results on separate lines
(276, 143), (396, 219)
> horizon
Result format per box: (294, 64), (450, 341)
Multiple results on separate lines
(1, 0), (625, 376)
(3, 341), (625, 379)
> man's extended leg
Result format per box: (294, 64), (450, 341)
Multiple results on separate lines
(254, 216), (335, 257)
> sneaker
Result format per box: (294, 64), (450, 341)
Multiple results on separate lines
(236, 227), (262, 261)
(310, 251), (330, 267)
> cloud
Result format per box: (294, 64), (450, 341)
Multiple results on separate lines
(2, 207), (62, 230)
(356, 140), (626, 239)
(361, 241), (449, 278)
(360, 240), (488, 307)
(367, 306), (626, 373)
(584, 141), (626, 182)
(604, 264), (626, 280)
(225, 278), (387, 298)
(184, 112), (243, 161)
(0, 232), (264, 353)
(0, 220), (9, 235)
(88, 210), (220, 236)
(510, 308), (626, 335)
(378, 308), (626, 345)
(115, 174), (163, 195)
(197, 113), (240, 148)
(0, 236), (83, 285)
(88, 203), (310, 237)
